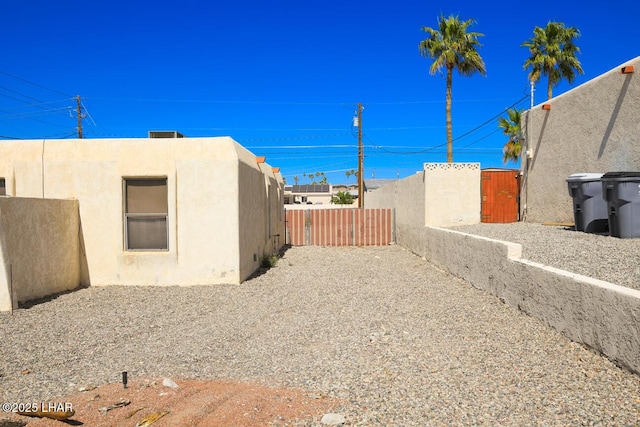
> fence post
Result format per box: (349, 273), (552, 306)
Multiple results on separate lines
(305, 210), (311, 246)
(392, 208), (396, 243)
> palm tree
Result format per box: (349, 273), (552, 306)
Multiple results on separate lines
(345, 169), (356, 182)
(522, 21), (583, 100)
(498, 108), (523, 163)
(293, 175), (299, 185)
(419, 14), (486, 163)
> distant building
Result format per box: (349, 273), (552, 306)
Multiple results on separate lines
(364, 179), (396, 192)
(284, 184), (332, 205)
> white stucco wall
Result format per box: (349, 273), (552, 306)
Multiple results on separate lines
(521, 57), (640, 223)
(366, 163), (481, 230)
(0, 198), (80, 310)
(0, 137), (284, 288)
(424, 163), (481, 226)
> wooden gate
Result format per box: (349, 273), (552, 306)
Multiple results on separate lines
(481, 169), (520, 223)
(285, 208), (394, 246)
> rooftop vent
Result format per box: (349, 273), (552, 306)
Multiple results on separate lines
(148, 131), (185, 138)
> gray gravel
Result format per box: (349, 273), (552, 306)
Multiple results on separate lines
(449, 222), (640, 291)
(2, 245), (640, 426)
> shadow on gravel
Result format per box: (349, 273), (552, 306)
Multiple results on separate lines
(563, 226), (610, 236)
(18, 285), (89, 309)
(244, 244), (292, 281)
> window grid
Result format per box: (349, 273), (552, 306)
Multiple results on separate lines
(124, 178), (168, 251)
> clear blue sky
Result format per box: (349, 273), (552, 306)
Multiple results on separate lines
(2, 0), (639, 184)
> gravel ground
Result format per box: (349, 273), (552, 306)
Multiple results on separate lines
(449, 222), (640, 291)
(2, 245), (640, 426)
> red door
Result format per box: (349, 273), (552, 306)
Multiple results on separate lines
(481, 170), (520, 223)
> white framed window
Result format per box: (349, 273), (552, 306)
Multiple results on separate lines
(124, 178), (168, 251)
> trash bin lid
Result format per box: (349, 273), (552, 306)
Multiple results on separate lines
(566, 173), (604, 182)
(601, 171), (640, 181)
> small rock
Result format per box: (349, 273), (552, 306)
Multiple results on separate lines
(79, 385), (96, 392)
(321, 413), (346, 425)
(162, 378), (179, 389)
(0, 419), (27, 427)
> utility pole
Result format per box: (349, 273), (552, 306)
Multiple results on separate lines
(357, 103), (364, 208)
(75, 95), (85, 139)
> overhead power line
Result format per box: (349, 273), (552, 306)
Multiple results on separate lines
(0, 70), (72, 98)
(370, 94), (529, 155)
(0, 87), (70, 116)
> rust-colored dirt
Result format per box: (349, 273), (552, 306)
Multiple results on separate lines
(1, 378), (341, 426)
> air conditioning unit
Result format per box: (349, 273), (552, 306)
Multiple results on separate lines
(148, 131), (185, 138)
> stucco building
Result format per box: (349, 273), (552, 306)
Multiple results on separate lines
(520, 56), (639, 223)
(0, 135), (284, 309)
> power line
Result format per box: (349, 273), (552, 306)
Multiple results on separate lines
(0, 71), (72, 98)
(369, 94), (529, 155)
(238, 132), (351, 143)
(0, 87), (70, 116)
(0, 106), (70, 119)
(86, 97), (358, 106)
(245, 144), (357, 149)
(87, 96), (522, 106)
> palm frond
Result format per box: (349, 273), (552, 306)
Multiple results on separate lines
(522, 21), (584, 99)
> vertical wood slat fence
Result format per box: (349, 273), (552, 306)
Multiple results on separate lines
(285, 208), (395, 246)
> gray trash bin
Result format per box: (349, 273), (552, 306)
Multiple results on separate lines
(601, 171), (640, 238)
(566, 173), (608, 233)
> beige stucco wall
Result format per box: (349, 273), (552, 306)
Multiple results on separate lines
(364, 149), (640, 372)
(365, 163), (481, 231)
(0, 198), (80, 310)
(237, 153), (285, 282)
(405, 225), (640, 374)
(521, 56), (640, 223)
(365, 172), (425, 251)
(424, 163), (481, 226)
(0, 137), (284, 288)
(258, 164), (285, 254)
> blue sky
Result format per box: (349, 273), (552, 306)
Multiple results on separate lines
(2, 0), (639, 184)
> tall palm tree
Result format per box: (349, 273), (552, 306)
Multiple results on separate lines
(419, 15), (486, 163)
(345, 169), (356, 182)
(522, 21), (583, 100)
(498, 108), (523, 163)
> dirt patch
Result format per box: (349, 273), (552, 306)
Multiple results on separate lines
(1, 378), (342, 426)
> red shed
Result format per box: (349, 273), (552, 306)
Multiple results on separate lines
(481, 169), (520, 223)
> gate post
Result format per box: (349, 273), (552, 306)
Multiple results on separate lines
(305, 209), (311, 246)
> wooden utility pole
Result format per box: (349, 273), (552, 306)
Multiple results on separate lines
(357, 102), (364, 208)
(76, 95), (84, 139)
